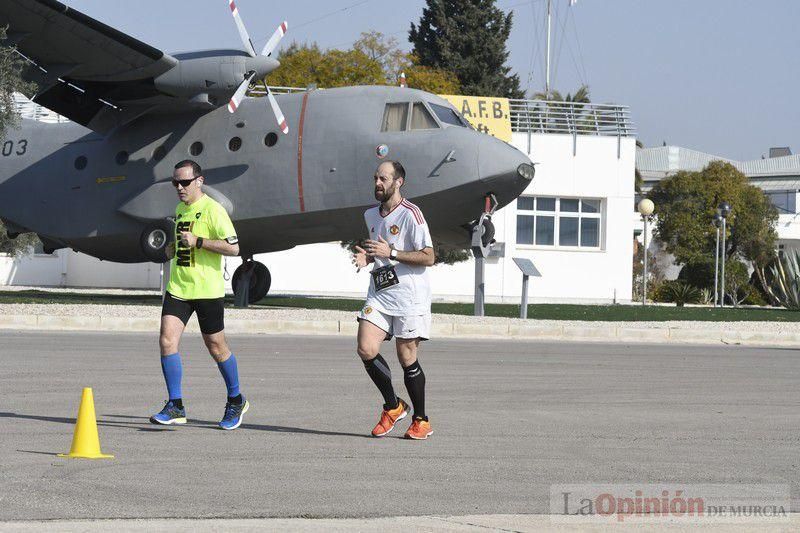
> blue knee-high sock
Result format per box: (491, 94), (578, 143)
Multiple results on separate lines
(161, 352), (182, 401)
(217, 354), (241, 398)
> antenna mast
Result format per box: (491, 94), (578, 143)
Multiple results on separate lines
(545, 0), (552, 97)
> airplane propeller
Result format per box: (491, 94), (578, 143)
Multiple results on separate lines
(227, 0), (289, 134)
(227, 72), (256, 113)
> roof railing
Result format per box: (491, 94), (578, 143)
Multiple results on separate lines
(509, 99), (635, 137)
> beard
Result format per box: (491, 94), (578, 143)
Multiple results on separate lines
(374, 183), (396, 202)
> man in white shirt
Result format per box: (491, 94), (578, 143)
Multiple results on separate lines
(352, 160), (435, 440)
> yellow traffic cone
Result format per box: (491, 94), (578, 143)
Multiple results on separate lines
(58, 387), (114, 459)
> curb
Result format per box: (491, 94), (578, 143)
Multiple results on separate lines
(1, 313), (799, 347)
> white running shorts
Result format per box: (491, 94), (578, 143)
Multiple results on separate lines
(357, 305), (431, 340)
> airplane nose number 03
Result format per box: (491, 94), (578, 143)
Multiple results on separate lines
(1, 139), (28, 157)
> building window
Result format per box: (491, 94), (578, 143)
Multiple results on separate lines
(516, 196), (602, 249)
(766, 190), (796, 214)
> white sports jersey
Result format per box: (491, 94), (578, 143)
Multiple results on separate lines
(364, 199), (433, 316)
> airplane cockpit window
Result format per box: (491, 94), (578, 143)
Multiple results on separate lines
(410, 102), (439, 130)
(430, 103), (470, 128)
(381, 103), (409, 132)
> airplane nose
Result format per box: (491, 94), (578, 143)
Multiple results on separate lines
(477, 137), (534, 206)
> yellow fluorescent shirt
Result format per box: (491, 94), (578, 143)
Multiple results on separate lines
(166, 194), (237, 300)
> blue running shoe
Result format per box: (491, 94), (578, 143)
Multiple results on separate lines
(150, 400), (187, 425)
(219, 398), (249, 430)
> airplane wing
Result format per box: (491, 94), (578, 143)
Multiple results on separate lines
(0, 0), (180, 133)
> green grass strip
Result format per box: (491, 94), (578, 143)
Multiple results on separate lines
(1, 290), (798, 321)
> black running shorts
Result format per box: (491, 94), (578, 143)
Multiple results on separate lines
(161, 291), (225, 335)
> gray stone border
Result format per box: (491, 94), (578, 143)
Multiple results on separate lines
(2, 313), (799, 347)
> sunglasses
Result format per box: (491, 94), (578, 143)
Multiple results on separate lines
(172, 176), (199, 188)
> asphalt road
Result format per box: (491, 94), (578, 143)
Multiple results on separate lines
(0, 332), (798, 521)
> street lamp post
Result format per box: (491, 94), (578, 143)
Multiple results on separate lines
(638, 198), (655, 305)
(712, 213), (723, 307)
(718, 202), (731, 307)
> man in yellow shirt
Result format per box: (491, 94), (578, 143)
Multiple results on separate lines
(150, 159), (249, 430)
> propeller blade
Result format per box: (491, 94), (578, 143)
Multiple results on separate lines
(266, 87), (289, 134)
(261, 21), (288, 57)
(228, 0), (257, 57)
(228, 72), (256, 113)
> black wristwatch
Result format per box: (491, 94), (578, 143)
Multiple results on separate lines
(196, 237), (204, 249)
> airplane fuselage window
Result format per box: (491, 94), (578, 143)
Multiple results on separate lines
(264, 132), (278, 147)
(190, 142), (204, 156)
(381, 103), (409, 132)
(410, 102), (439, 130)
(74, 156), (87, 170)
(229, 137), (242, 152)
(429, 103), (469, 127)
(115, 151), (129, 165)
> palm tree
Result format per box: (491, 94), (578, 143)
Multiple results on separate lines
(530, 85), (591, 133)
(532, 84), (590, 103)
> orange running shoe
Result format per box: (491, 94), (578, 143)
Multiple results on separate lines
(404, 417), (433, 440)
(371, 398), (409, 437)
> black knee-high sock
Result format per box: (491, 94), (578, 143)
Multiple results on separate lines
(363, 354), (398, 409)
(403, 360), (426, 420)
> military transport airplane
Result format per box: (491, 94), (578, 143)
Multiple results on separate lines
(0, 0), (534, 301)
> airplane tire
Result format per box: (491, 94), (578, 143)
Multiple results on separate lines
(140, 218), (175, 263)
(232, 261), (271, 303)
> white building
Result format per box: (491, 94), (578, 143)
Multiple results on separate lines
(2, 97), (637, 303)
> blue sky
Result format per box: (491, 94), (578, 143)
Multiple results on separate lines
(64, 0), (799, 160)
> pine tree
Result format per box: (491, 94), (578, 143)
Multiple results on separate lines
(409, 0), (523, 98)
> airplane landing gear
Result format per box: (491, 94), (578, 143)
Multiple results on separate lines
(471, 194), (498, 317)
(232, 259), (271, 307)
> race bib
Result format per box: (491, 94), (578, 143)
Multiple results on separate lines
(371, 264), (399, 292)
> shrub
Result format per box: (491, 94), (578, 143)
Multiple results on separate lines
(699, 287), (714, 305)
(722, 259), (751, 307)
(666, 281), (700, 306)
(653, 280), (700, 306)
(766, 250), (800, 310)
